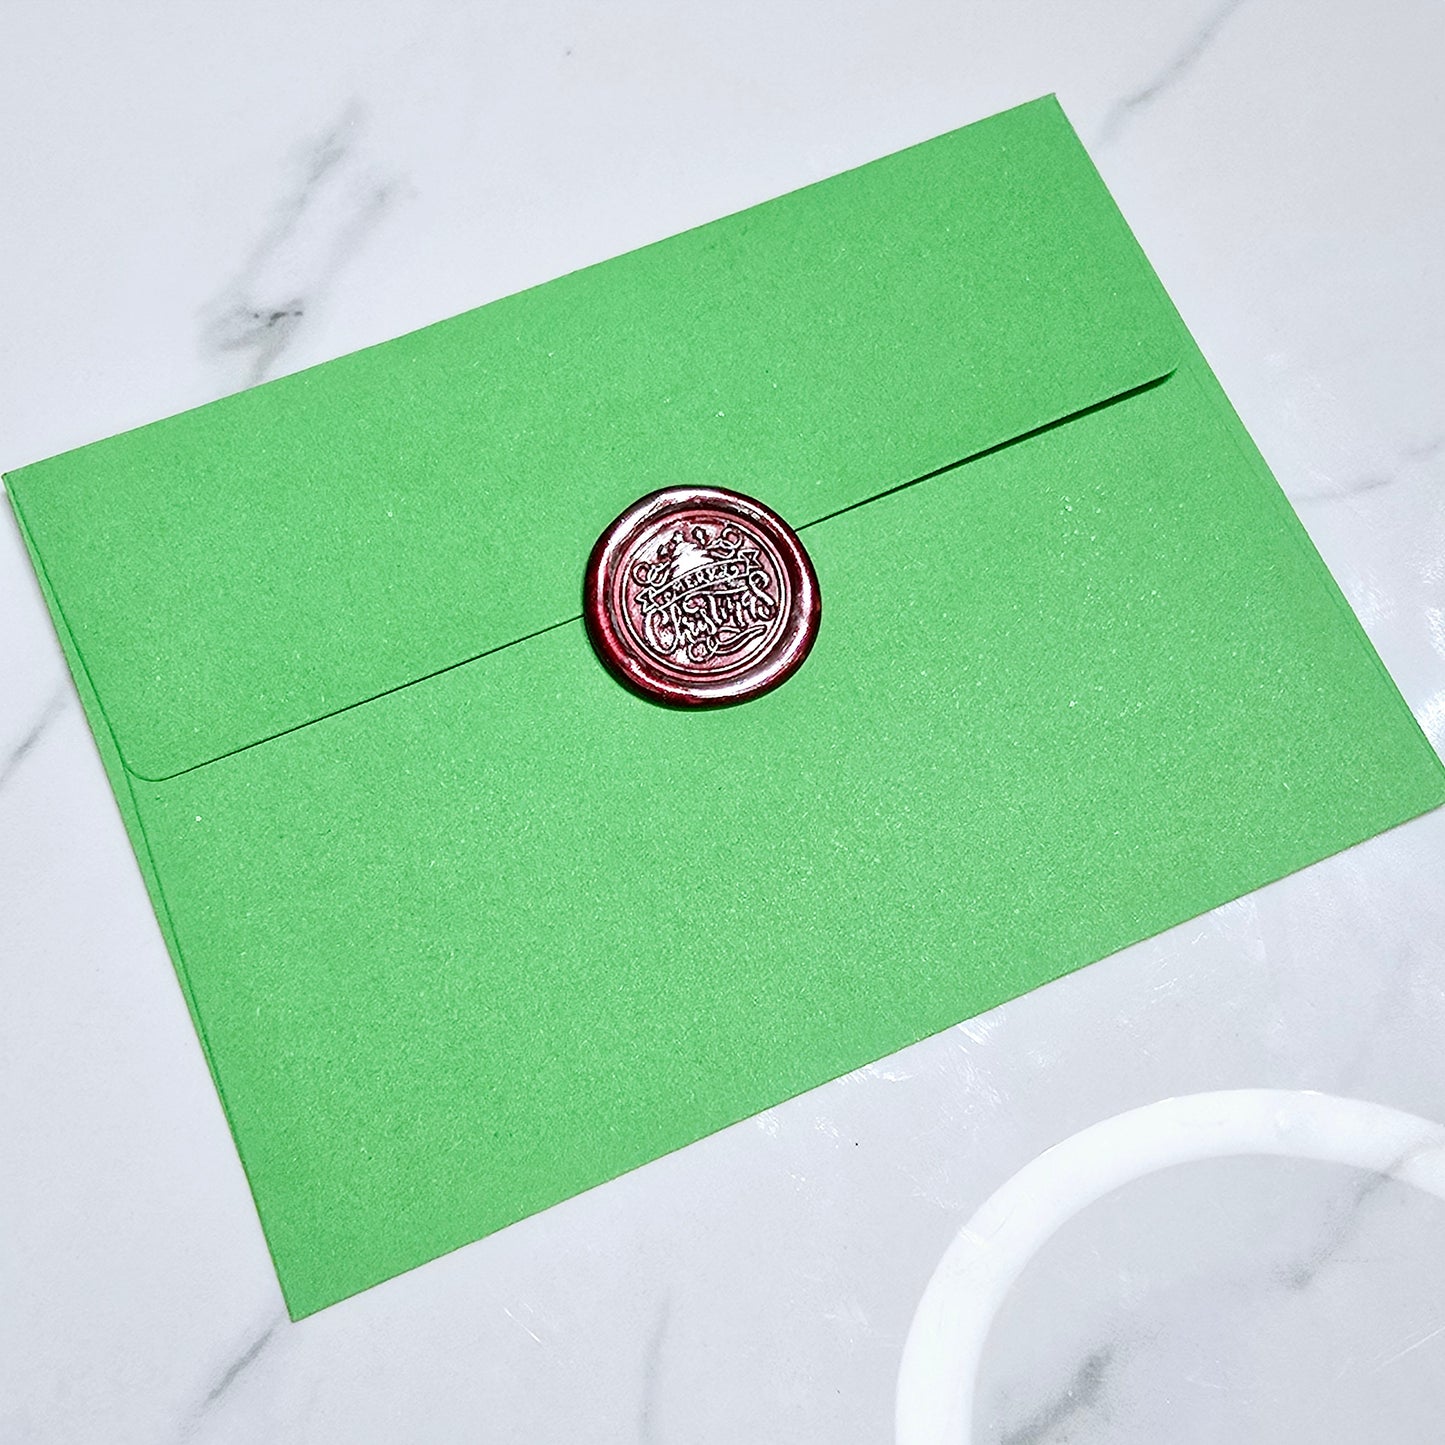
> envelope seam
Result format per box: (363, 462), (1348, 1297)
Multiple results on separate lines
(795, 372), (1176, 534)
(25, 374), (1176, 786)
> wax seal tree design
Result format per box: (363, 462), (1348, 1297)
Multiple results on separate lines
(585, 487), (820, 706)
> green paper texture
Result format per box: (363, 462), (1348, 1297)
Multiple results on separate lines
(7, 97), (1442, 1317)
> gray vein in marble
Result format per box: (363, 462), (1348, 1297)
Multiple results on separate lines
(0, 681), (69, 794)
(200, 103), (400, 388)
(1292, 435), (1443, 503)
(638, 1296), (671, 1445)
(181, 1314), (284, 1436)
(1279, 1139), (1434, 1292)
(996, 1347), (1114, 1445)
(1096, 0), (1248, 147)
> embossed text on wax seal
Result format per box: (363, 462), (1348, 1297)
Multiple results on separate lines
(585, 486), (820, 706)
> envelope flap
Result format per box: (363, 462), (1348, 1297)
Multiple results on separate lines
(6, 97), (1178, 781)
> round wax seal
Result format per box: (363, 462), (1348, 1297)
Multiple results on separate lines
(585, 486), (820, 706)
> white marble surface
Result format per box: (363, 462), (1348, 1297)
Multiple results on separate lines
(2, 2), (1444, 1440)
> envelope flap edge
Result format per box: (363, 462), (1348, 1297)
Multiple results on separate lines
(7, 96), (1180, 781)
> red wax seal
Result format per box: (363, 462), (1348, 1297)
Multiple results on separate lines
(585, 486), (820, 706)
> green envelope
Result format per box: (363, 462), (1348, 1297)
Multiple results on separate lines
(8, 96), (1443, 1318)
